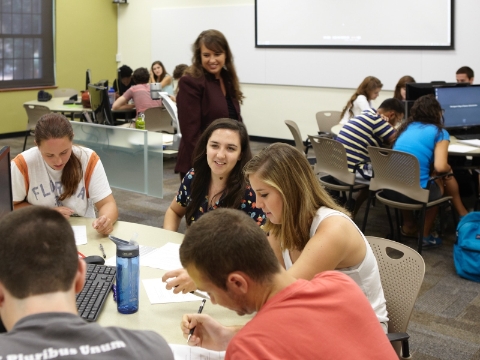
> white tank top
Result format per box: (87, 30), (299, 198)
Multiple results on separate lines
(282, 207), (388, 325)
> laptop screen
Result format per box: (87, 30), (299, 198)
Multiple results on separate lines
(435, 85), (480, 129)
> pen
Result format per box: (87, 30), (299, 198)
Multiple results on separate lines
(187, 299), (207, 343)
(99, 244), (106, 259)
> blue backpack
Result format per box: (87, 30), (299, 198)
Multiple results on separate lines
(454, 212), (480, 282)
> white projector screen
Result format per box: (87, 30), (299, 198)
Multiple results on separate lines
(256, 0), (454, 49)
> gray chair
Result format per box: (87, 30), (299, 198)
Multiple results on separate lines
(366, 236), (425, 359)
(284, 120), (315, 165)
(23, 104), (51, 151)
(309, 135), (368, 212)
(144, 107), (175, 133)
(362, 146), (455, 254)
(315, 110), (341, 138)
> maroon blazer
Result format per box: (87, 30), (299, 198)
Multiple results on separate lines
(174, 70), (242, 174)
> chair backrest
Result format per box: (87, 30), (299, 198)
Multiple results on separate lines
(23, 104), (51, 130)
(284, 120), (306, 154)
(367, 146), (429, 203)
(144, 107), (175, 133)
(366, 236), (425, 353)
(316, 110), (342, 134)
(53, 88), (78, 98)
(308, 135), (355, 184)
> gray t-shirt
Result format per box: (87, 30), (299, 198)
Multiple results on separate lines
(0, 312), (174, 360)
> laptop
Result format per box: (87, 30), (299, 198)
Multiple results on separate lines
(435, 85), (480, 140)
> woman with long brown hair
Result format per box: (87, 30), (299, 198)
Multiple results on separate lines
(175, 29), (244, 178)
(149, 60), (173, 95)
(340, 76), (383, 124)
(11, 113), (118, 235)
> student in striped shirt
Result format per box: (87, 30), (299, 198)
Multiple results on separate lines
(336, 98), (404, 215)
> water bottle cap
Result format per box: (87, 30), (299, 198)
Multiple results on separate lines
(116, 240), (139, 258)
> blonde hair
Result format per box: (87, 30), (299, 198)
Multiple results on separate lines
(243, 143), (349, 251)
(340, 76), (383, 119)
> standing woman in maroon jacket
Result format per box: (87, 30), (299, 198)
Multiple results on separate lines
(175, 29), (244, 178)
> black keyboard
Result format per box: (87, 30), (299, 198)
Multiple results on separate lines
(455, 133), (480, 140)
(76, 264), (116, 322)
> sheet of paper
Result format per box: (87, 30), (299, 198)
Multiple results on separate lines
(457, 139), (480, 148)
(72, 225), (87, 245)
(142, 278), (204, 304)
(141, 242), (182, 270)
(169, 344), (225, 360)
(448, 144), (478, 153)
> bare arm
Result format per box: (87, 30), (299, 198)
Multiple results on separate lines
(13, 201), (31, 210)
(163, 197), (186, 232)
(287, 216), (366, 280)
(160, 74), (173, 89)
(112, 95), (135, 111)
(92, 194), (118, 235)
(433, 140), (451, 174)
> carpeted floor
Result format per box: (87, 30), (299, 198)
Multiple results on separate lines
(2, 135), (480, 359)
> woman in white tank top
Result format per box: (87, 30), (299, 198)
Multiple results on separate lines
(244, 143), (388, 333)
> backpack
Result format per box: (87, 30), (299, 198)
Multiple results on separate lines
(454, 212), (480, 282)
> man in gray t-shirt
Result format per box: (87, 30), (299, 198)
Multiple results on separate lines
(0, 207), (173, 359)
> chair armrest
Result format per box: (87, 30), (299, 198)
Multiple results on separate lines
(428, 172), (454, 183)
(387, 332), (409, 343)
(353, 160), (369, 174)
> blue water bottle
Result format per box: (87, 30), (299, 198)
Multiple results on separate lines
(116, 241), (139, 314)
(108, 87), (116, 107)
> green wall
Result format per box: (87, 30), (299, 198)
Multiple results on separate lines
(0, 0), (117, 135)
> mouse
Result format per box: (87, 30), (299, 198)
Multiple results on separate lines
(83, 255), (105, 265)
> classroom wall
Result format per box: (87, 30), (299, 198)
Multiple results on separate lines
(115, 0), (478, 140)
(0, 0), (117, 135)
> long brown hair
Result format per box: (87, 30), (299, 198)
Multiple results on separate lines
(340, 76), (383, 119)
(185, 29), (244, 104)
(244, 143), (348, 251)
(151, 60), (168, 83)
(34, 113), (82, 201)
(185, 119), (252, 225)
(394, 75), (415, 100)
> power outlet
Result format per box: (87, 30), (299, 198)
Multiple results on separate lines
(116, 53), (122, 62)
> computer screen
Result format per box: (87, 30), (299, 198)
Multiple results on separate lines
(88, 84), (113, 125)
(435, 85), (480, 129)
(0, 146), (13, 219)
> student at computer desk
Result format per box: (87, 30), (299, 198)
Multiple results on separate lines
(162, 119), (266, 294)
(394, 75), (416, 101)
(175, 29), (243, 179)
(149, 60), (173, 95)
(243, 143), (389, 333)
(0, 206), (174, 359)
(456, 66), (474, 84)
(340, 76), (383, 124)
(389, 94), (469, 248)
(113, 64), (134, 98)
(11, 113), (118, 235)
(178, 209), (397, 360)
(112, 67), (162, 117)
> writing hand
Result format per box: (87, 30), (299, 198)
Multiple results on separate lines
(162, 268), (197, 294)
(54, 206), (74, 219)
(92, 215), (113, 235)
(181, 314), (233, 351)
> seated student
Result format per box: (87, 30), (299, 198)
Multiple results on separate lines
(391, 95), (469, 247)
(243, 143), (388, 332)
(171, 63), (188, 100)
(394, 75), (416, 101)
(162, 119), (266, 293)
(11, 114), (117, 235)
(179, 209), (397, 359)
(112, 65), (134, 97)
(0, 206), (174, 359)
(456, 66), (474, 84)
(112, 67), (162, 116)
(149, 60), (174, 95)
(336, 98), (404, 215)
(340, 76), (383, 124)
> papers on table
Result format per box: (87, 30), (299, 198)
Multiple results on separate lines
(72, 226), (87, 245)
(142, 278), (204, 304)
(457, 139), (480, 148)
(448, 144), (478, 153)
(104, 242), (182, 270)
(169, 344), (225, 360)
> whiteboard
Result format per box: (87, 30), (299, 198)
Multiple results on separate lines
(152, 2), (480, 91)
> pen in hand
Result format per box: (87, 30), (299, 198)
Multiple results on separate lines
(187, 299), (207, 343)
(99, 244), (106, 259)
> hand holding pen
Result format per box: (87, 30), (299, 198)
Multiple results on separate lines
(187, 299), (206, 342)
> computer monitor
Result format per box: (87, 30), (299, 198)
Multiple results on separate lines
(0, 146), (13, 219)
(88, 84), (113, 125)
(435, 85), (480, 130)
(85, 69), (92, 91)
